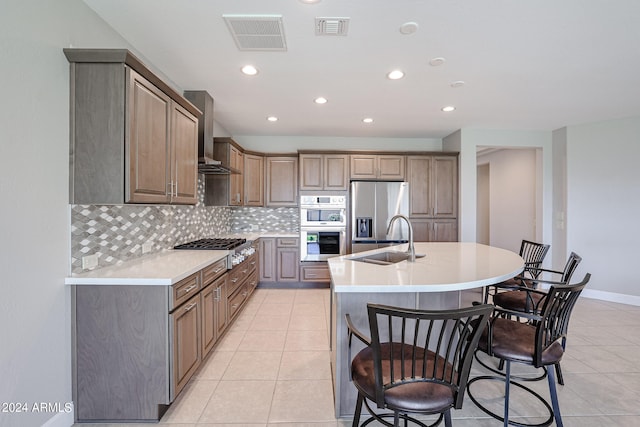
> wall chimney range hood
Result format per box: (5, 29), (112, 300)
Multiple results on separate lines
(183, 90), (238, 175)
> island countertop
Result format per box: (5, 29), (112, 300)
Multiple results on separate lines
(328, 242), (524, 293)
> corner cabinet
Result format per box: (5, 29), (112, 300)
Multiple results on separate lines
(299, 153), (349, 191)
(65, 49), (199, 205)
(265, 156), (298, 206)
(407, 155), (459, 242)
(259, 237), (300, 283)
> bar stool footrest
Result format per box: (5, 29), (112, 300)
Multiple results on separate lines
(467, 375), (554, 427)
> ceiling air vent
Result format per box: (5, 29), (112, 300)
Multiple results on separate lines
(315, 17), (350, 36)
(223, 15), (287, 51)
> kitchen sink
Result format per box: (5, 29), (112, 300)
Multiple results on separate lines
(351, 251), (412, 265)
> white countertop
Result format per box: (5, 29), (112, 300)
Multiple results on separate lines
(328, 242), (524, 293)
(65, 250), (229, 286)
(66, 232), (298, 286)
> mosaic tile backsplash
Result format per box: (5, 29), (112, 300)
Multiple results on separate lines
(71, 177), (300, 273)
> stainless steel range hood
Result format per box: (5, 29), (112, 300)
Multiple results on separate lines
(183, 90), (238, 175)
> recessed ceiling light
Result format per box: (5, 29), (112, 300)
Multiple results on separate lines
(362, 118), (374, 124)
(314, 97), (328, 104)
(241, 65), (258, 75)
(441, 106), (456, 112)
(266, 116), (278, 122)
(387, 70), (405, 80)
(429, 57), (446, 66)
(450, 81), (465, 88)
(299, 0), (321, 3)
(399, 22), (419, 35)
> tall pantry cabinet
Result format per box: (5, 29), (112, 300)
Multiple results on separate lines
(407, 155), (458, 242)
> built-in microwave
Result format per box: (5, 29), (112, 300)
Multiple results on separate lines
(300, 195), (347, 227)
(300, 195), (347, 261)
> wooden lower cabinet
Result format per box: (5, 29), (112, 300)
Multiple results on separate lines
(72, 254), (257, 422)
(259, 237), (300, 283)
(201, 273), (228, 356)
(300, 262), (331, 283)
(171, 294), (201, 397)
(410, 218), (458, 242)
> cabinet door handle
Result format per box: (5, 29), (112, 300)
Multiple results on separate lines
(184, 302), (197, 312)
(214, 287), (221, 301)
(174, 180), (178, 197)
(230, 277), (238, 283)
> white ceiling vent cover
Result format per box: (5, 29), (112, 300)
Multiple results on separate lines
(223, 15), (286, 51)
(315, 17), (350, 36)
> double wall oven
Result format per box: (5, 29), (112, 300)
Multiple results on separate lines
(300, 195), (347, 261)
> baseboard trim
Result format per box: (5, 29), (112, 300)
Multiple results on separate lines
(581, 288), (640, 307)
(41, 405), (74, 427)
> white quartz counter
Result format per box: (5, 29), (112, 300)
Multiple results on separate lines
(66, 232), (297, 286)
(66, 250), (229, 286)
(328, 242), (524, 293)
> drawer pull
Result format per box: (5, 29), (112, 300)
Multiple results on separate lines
(231, 303), (239, 309)
(184, 302), (197, 312)
(182, 284), (198, 294)
(213, 267), (224, 273)
(231, 278), (238, 283)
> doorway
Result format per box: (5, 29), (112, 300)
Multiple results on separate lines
(476, 147), (539, 253)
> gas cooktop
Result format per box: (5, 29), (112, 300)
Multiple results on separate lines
(173, 238), (247, 250)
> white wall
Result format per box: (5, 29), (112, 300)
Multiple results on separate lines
(566, 117), (640, 300)
(0, 1), (136, 426)
(233, 135), (442, 153)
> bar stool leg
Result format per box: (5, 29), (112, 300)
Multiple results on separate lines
(547, 367), (563, 427)
(504, 360), (511, 427)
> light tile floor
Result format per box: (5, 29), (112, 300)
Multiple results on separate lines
(77, 288), (640, 427)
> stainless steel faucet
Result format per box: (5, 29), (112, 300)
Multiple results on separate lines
(387, 214), (416, 262)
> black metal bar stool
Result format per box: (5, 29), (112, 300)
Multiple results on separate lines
(467, 273), (590, 427)
(346, 303), (494, 427)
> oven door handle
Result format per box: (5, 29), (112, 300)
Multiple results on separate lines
(300, 226), (346, 232)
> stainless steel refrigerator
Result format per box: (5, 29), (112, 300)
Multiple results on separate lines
(350, 181), (410, 253)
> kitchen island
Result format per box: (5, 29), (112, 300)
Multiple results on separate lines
(327, 242), (524, 418)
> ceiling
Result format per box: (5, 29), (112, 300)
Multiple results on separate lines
(83, 0), (640, 140)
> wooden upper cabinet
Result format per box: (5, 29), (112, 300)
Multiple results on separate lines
(127, 70), (171, 203)
(170, 103), (198, 204)
(350, 154), (405, 180)
(65, 49), (199, 205)
(127, 69), (198, 204)
(432, 156), (458, 217)
(230, 146), (244, 205)
(244, 153), (264, 206)
(407, 155), (458, 218)
(299, 153), (349, 191)
(210, 138), (245, 206)
(265, 156), (298, 206)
